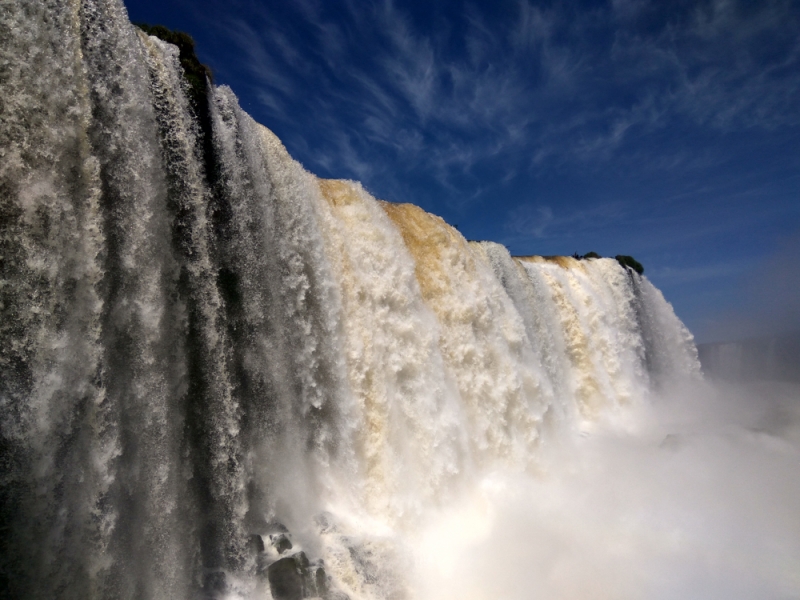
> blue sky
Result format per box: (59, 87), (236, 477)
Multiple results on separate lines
(123, 0), (800, 342)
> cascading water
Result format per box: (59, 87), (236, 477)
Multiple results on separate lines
(3, 2), (798, 599)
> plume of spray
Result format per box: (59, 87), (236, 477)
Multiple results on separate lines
(1, 1), (799, 599)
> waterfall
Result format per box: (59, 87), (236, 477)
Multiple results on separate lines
(14, 2), (796, 600)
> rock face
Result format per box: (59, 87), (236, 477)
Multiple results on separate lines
(267, 556), (304, 600)
(248, 534), (265, 554)
(271, 533), (293, 554)
(314, 567), (329, 597)
(265, 551), (332, 600)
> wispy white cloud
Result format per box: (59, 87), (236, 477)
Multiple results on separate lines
(505, 201), (628, 243)
(511, 0), (552, 51)
(509, 204), (554, 238)
(212, 0), (799, 215)
(177, 0), (799, 337)
(219, 18), (296, 96)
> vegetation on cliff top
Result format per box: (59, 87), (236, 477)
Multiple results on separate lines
(134, 23), (212, 109)
(132, 24), (647, 281)
(615, 255), (644, 275)
(571, 251), (644, 274)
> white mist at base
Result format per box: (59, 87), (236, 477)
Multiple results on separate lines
(4, 2), (797, 598)
(409, 380), (800, 600)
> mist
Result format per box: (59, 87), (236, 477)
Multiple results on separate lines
(699, 230), (800, 344)
(3, 2), (797, 598)
(411, 379), (800, 600)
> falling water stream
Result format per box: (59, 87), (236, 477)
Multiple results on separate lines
(2, 1), (798, 599)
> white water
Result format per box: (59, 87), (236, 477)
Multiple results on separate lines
(1, 1), (797, 599)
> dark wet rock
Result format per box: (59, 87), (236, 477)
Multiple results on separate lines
(264, 550), (341, 599)
(300, 558), (329, 598)
(270, 532), (293, 554)
(267, 556), (304, 600)
(314, 565), (328, 596)
(266, 551), (333, 600)
(248, 533), (265, 554)
(293, 551), (310, 570)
